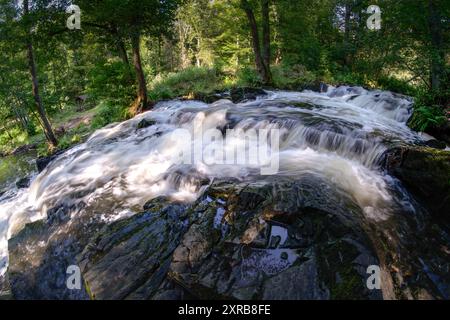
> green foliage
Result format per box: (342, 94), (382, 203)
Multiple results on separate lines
(91, 101), (131, 130)
(57, 133), (82, 151)
(149, 67), (223, 100)
(272, 64), (316, 89)
(409, 90), (448, 132)
(377, 76), (418, 96)
(330, 72), (368, 87)
(0, 127), (30, 155)
(409, 106), (446, 132)
(87, 60), (135, 105)
(235, 67), (262, 87)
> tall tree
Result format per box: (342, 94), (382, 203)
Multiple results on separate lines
(23, 0), (58, 146)
(240, 0), (272, 85)
(428, 0), (445, 91)
(79, 0), (181, 114)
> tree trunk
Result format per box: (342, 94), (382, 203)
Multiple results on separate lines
(241, 0), (272, 85)
(117, 39), (130, 66)
(111, 25), (130, 66)
(428, 0), (444, 91)
(261, 0), (271, 70)
(196, 37), (201, 67)
(131, 32), (148, 114)
(23, 0), (58, 147)
(343, 1), (352, 67)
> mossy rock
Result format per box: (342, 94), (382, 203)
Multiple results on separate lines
(386, 146), (450, 221)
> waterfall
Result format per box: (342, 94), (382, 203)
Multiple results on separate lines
(0, 86), (424, 277)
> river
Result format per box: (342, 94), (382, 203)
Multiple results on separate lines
(0, 86), (431, 281)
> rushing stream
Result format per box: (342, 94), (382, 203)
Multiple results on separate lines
(0, 86), (432, 279)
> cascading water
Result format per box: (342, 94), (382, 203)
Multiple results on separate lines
(0, 85), (428, 278)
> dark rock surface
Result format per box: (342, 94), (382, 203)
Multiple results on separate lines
(79, 199), (189, 299)
(0, 274), (12, 300)
(6, 175), (450, 300)
(166, 177), (381, 300)
(7, 200), (102, 299)
(229, 87), (267, 103)
(385, 146), (450, 221)
(137, 118), (156, 130)
(36, 151), (64, 173)
(15, 177), (30, 189)
(304, 82), (329, 93)
(11, 144), (37, 156)
(192, 87), (267, 104)
(424, 139), (447, 150)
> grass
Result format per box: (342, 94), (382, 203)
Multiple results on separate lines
(148, 66), (226, 100)
(0, 127), (30, 155)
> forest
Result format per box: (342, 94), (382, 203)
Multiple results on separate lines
(0, 0), (448, 156)
(0, 0), (450, 301)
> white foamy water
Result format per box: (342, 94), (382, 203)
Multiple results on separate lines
(0, 86), (425, 276)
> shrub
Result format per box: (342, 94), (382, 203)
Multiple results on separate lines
(377, 76), (418, 96)
(86, 60), (135, 105)
(331, 71), (367, 87)
(408, 89), (448, 132)
(408, 105), (446, 132)
(272, 64), (316, 89)
(235, 66), (262, 87)
(91, 100), (131, 129)
(149, 67), (222, 100)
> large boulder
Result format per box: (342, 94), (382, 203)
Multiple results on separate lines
(166, 177), (382, 300)
(36, 152), (60, 173)
(385, 146), (450, 221)
(79, 198), (189, 299)
(7, 176), (449, 300)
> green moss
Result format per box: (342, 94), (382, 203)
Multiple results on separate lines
(316, 238), (367, 300)
(330, 267), (364, 300)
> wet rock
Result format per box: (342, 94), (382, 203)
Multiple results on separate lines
(36, 152), (62, 173)
(7, 196), (111, 299)
(192, 91), (226, 104)
(229, 87), (267, 103)
(15, 177), (30, 189)
(8, 219), (91, 300)
(137, 118), (156, 130)
(79, 199), (189, 299)
(0, 274), (12, 300)
(424, 139), (447, 150)
(262, 258), (329, 300)
(167, 177), (383, 300)
(7, 175), (449, 300)
(385, 146), (450, 221)
(304, 82), (329, 93)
